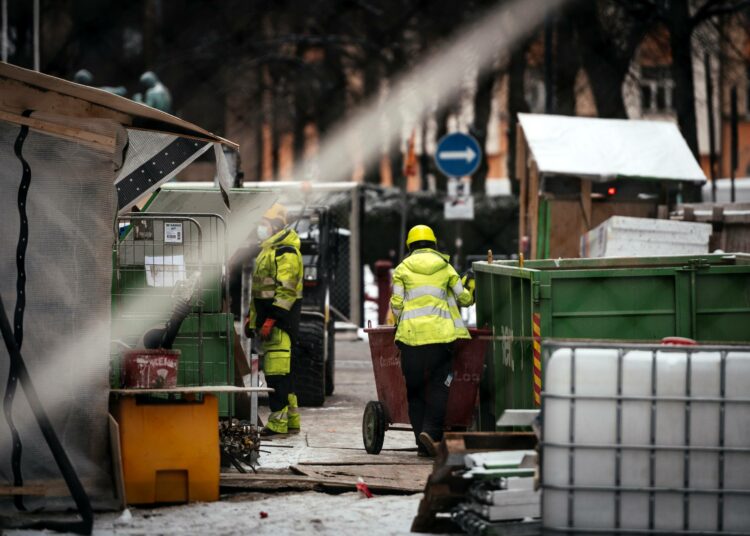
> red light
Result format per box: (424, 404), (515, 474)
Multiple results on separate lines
(607, 187), (617, 196)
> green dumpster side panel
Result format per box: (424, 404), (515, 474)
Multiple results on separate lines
(476, 267), (535, 430)
(695, 268), (750, 342)
(546, 272), (681, 339)
(474, 254), (750, 430)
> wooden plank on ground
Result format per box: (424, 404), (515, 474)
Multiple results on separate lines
(296, 446), (432, 466)
(221, 473), (319, 492)
(221, 465), (428, 494)
(293, 464), (431, 493)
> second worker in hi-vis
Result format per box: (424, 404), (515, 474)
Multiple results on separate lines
(390, 225), (475, 457)
(245, 204), (303, 436)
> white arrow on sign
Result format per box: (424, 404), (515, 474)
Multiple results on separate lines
(438, 146), (477, 163)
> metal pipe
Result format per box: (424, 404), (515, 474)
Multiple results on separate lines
(541, 393), (750, 403)
(543, 526), (746, 535)
(541, 440), (750, 454)
(543, 483), (750, 496)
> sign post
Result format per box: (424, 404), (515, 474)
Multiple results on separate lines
(436, 132), (481, 222)
(435, 132), (482, 269)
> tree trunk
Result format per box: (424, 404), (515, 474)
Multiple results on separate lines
(385, 45), (407, 190)
(668, 0), (699, 159)
(508, 42), (530, 186)
(554, 9), (578, 116)
(362, 47), (383, 185)
(573, 1), (628, 119)
(471, 69), (497, 194)
(434, 105), (452, 192)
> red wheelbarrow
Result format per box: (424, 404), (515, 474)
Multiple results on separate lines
(362, 325), (490, 454)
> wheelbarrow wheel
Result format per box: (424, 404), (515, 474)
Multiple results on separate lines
(362, 401), (386, 454)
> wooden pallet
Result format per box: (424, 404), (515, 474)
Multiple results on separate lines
(411, 432), (537, 533)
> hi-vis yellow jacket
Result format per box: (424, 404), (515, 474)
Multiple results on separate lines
(249, 228), (303, 329)
(390, 248), (474, 346)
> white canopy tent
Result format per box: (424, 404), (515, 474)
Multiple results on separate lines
(518, 113), (706, 183)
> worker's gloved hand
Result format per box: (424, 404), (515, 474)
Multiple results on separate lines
(243, 317), (254, 339)
(461, 270), (476, 293)
(260, 318), (277, 340)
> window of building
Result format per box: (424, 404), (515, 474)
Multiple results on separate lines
(640, 66), (674, 113)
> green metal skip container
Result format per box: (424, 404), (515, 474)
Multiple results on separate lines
(473, 254), (750, 430)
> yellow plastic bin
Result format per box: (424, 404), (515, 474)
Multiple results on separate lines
(113, 394), (219, 504)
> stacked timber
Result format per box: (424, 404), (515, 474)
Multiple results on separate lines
(411, 432), (537, 534)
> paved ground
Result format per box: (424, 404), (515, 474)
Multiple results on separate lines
(9, 335), (443, 535)
(259, 336), (422, 461)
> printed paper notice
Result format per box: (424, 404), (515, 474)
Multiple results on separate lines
(145, 255), (186, 287)
(164, 222), (183, 244)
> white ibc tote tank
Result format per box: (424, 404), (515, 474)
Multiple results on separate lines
(541, 344), (750, 533)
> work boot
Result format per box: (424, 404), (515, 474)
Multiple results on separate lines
(264, 406), (288, 435)
(419, 432), (438, 457)
(260, 426), (288, 437)
(287, 393), (300, 432)
(417, 446), (433, 458)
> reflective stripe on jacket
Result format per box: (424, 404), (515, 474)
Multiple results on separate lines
(249, 228), (303, 327)
(390, 248), (474, 346)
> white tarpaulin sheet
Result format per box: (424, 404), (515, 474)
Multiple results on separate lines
(518, 113), (706, 183)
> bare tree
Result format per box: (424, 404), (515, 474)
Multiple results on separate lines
(609, 0), (750, 157)
(573, 1), (656, 119)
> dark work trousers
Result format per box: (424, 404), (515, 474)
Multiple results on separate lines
(265, 374), (290, 413)
(398, 341), (453, 446)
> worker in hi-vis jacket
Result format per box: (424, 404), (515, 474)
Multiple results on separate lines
(390, 225), (475, 456)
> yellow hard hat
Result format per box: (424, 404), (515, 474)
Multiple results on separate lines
(263, 203), (287, 226)
(406, 225), (437, 247)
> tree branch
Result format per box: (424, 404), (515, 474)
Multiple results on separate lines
(692, 0), (750, 27)
(612, 0), (668, 22)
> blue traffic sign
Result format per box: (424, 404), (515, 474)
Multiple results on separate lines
(434, 132), (482, 177)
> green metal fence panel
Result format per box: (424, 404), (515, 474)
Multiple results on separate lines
(112, 212), (234, 416)
(474, 254), (750, 430)
(172, 313), (235, 417)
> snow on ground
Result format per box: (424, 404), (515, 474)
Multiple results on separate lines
(5, 332), (435, 536)
(8, 492), (424, 536)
